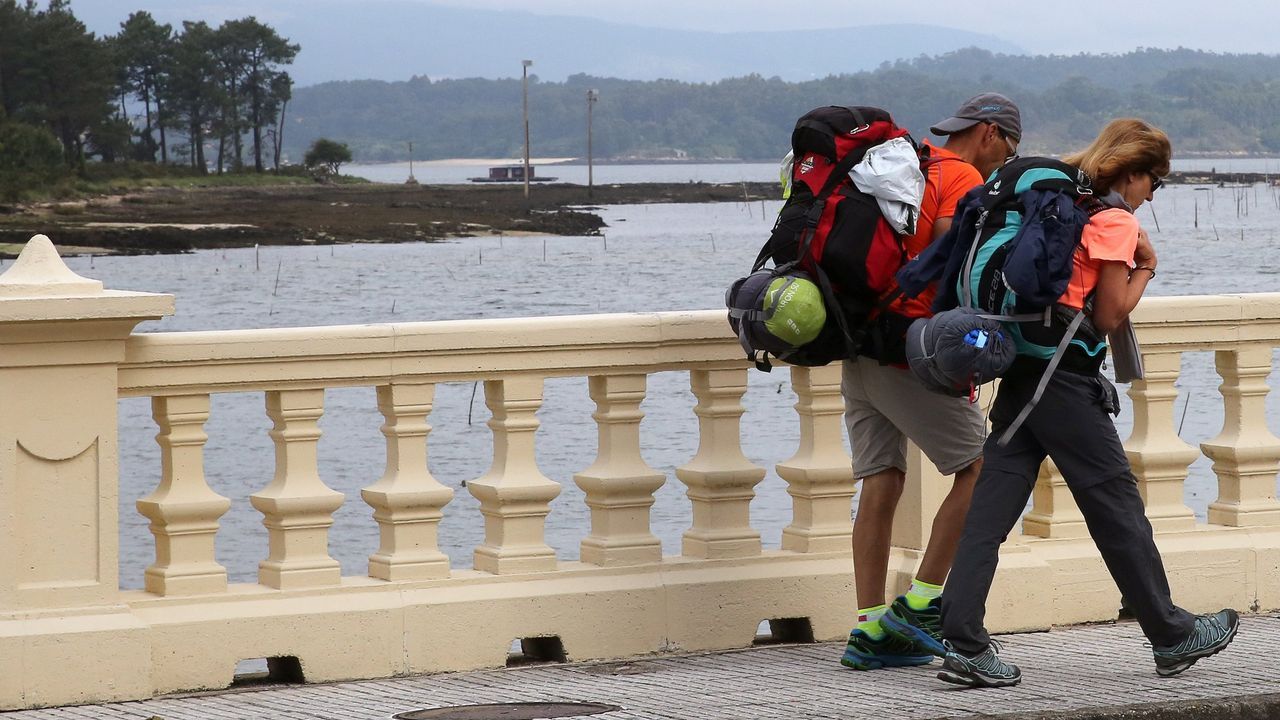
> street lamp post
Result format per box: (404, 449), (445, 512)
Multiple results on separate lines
(587, 89), (598, 199)
(522, 59), (533, 202)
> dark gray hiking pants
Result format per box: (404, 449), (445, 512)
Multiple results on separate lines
(940, 361), (1196, 655)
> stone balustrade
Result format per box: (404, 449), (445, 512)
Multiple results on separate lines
(0, 236), (1278, 710)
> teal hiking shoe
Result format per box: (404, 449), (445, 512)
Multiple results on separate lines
(937, 639), (1022, 688)
(839, 628), (934, 670)
(881, 595), (945, 657)
(1152, 608), (1239, 678)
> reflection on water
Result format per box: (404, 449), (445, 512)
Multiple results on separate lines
(56, 187), (1279, 588)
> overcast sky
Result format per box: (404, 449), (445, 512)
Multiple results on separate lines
(412, 0), (1276, 55)
(74, 0), (1276, 56)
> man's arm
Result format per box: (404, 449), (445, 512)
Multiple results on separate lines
(931, 217), (953, 242)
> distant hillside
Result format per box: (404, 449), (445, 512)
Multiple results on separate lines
(74, 0), (1023, 86)
(285, 48), (1280, 162)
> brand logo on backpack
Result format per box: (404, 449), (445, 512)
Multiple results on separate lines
(848, 124), (870, 135)
(799, 156), (814, 175)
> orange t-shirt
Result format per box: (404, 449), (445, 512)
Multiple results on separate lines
(1058, 207), (1139, 310)
(890, 141), (984, 318)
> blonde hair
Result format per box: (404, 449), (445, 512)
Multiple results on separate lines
(1062, 118), (1172, 194)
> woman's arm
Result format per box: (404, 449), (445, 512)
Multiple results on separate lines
(1091, 228), (1157, 334)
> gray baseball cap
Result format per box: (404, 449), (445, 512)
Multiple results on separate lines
(930, 93), (1022, 142)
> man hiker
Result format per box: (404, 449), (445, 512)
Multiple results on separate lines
(840, 93), (1023, 670)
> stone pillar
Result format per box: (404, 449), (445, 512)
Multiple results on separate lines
(250, 388), (345, 589)
(1022, 458), (1088, 539)
(1202, 348), (1280, 527)
(776, 365), (856, 553)
(1125, 350), (1198, 532)
(136, 393), (233, 595)
(574, 374), (665, 566)
(0, 235), (172, 704)
(0, 236), (172, 608)
(362, 383), (454, 580)
(675, 368), (765, 559)
(468, 376), (561, 574)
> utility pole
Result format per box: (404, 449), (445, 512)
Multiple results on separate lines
(522, 59), (533, 202)
(587, 88), (598, 200)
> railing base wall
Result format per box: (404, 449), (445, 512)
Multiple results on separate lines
(3, 527), (1279, 710)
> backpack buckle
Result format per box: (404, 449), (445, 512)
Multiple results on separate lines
(804, 199), (826, 227)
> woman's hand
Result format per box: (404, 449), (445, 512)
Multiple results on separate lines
(1133, 228), (1158, 270)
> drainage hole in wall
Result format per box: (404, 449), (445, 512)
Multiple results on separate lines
(753, 617), (815, 645)
(231, 656), (304, 687)
(506, 636), (567, 667)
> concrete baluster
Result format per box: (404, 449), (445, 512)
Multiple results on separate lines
(250, 388), (344, 589)
(1202, 347), (1280, 526)
(468, 376), (561, 574)
(1022, 458), (1088, 538)
(675, 368), (765, 559)
(574, 374), (665, 566)
(362, 383), (454, 580)
(1124, 350), (1198, 532)
(136, 394), (232, 595)
(776, 365), (856, 553)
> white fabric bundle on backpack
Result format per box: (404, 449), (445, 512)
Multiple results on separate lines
(849, 136), (926, 235)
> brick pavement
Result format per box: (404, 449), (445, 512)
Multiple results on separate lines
(5, 615), (1278, 720)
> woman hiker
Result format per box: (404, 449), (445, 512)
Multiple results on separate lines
(934, 118), (1240, 688)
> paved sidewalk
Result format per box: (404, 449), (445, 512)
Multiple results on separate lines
(6, 615), (1278, 720)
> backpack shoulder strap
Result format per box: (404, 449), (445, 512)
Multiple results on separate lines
(995, 309), (1087, 446)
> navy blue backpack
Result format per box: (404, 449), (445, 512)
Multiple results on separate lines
(896, 157), (1108, 444)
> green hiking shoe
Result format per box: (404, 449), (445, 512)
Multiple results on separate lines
(1152, 608), (1239, 677)
(937, 638), (1022, 688)
(839, 628), (934, 670)
(881, 595), (945, 657)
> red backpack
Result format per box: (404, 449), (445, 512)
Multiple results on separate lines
(739, 105), (930, 368)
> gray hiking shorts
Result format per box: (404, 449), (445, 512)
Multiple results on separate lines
(841, 356), (986, 478)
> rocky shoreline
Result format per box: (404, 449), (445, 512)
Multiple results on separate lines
(3, 169), (1262, 258)
(0, 181), (778, 257)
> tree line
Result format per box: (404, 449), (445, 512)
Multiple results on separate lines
(285, 48), (1280, 163)
(0, 0), (297, 198)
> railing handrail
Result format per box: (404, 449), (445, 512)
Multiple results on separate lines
(119, 294), (1280, 397)
(119, 309), (745, 396)
(1130, 292), (1280, 348)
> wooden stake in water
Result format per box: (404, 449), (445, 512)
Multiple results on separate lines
(761, 200), (767, 220)
(542, 238), (547, 262)
(255, 244), (260, 271)
(1213, 224), (1220, 241)
(272, 260), (282, 296)
(709, 233), (716, 252)
(1148, 202), (1160, 233)
(467, 381), (479, 426)
(1194, 198), (1199, 228)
